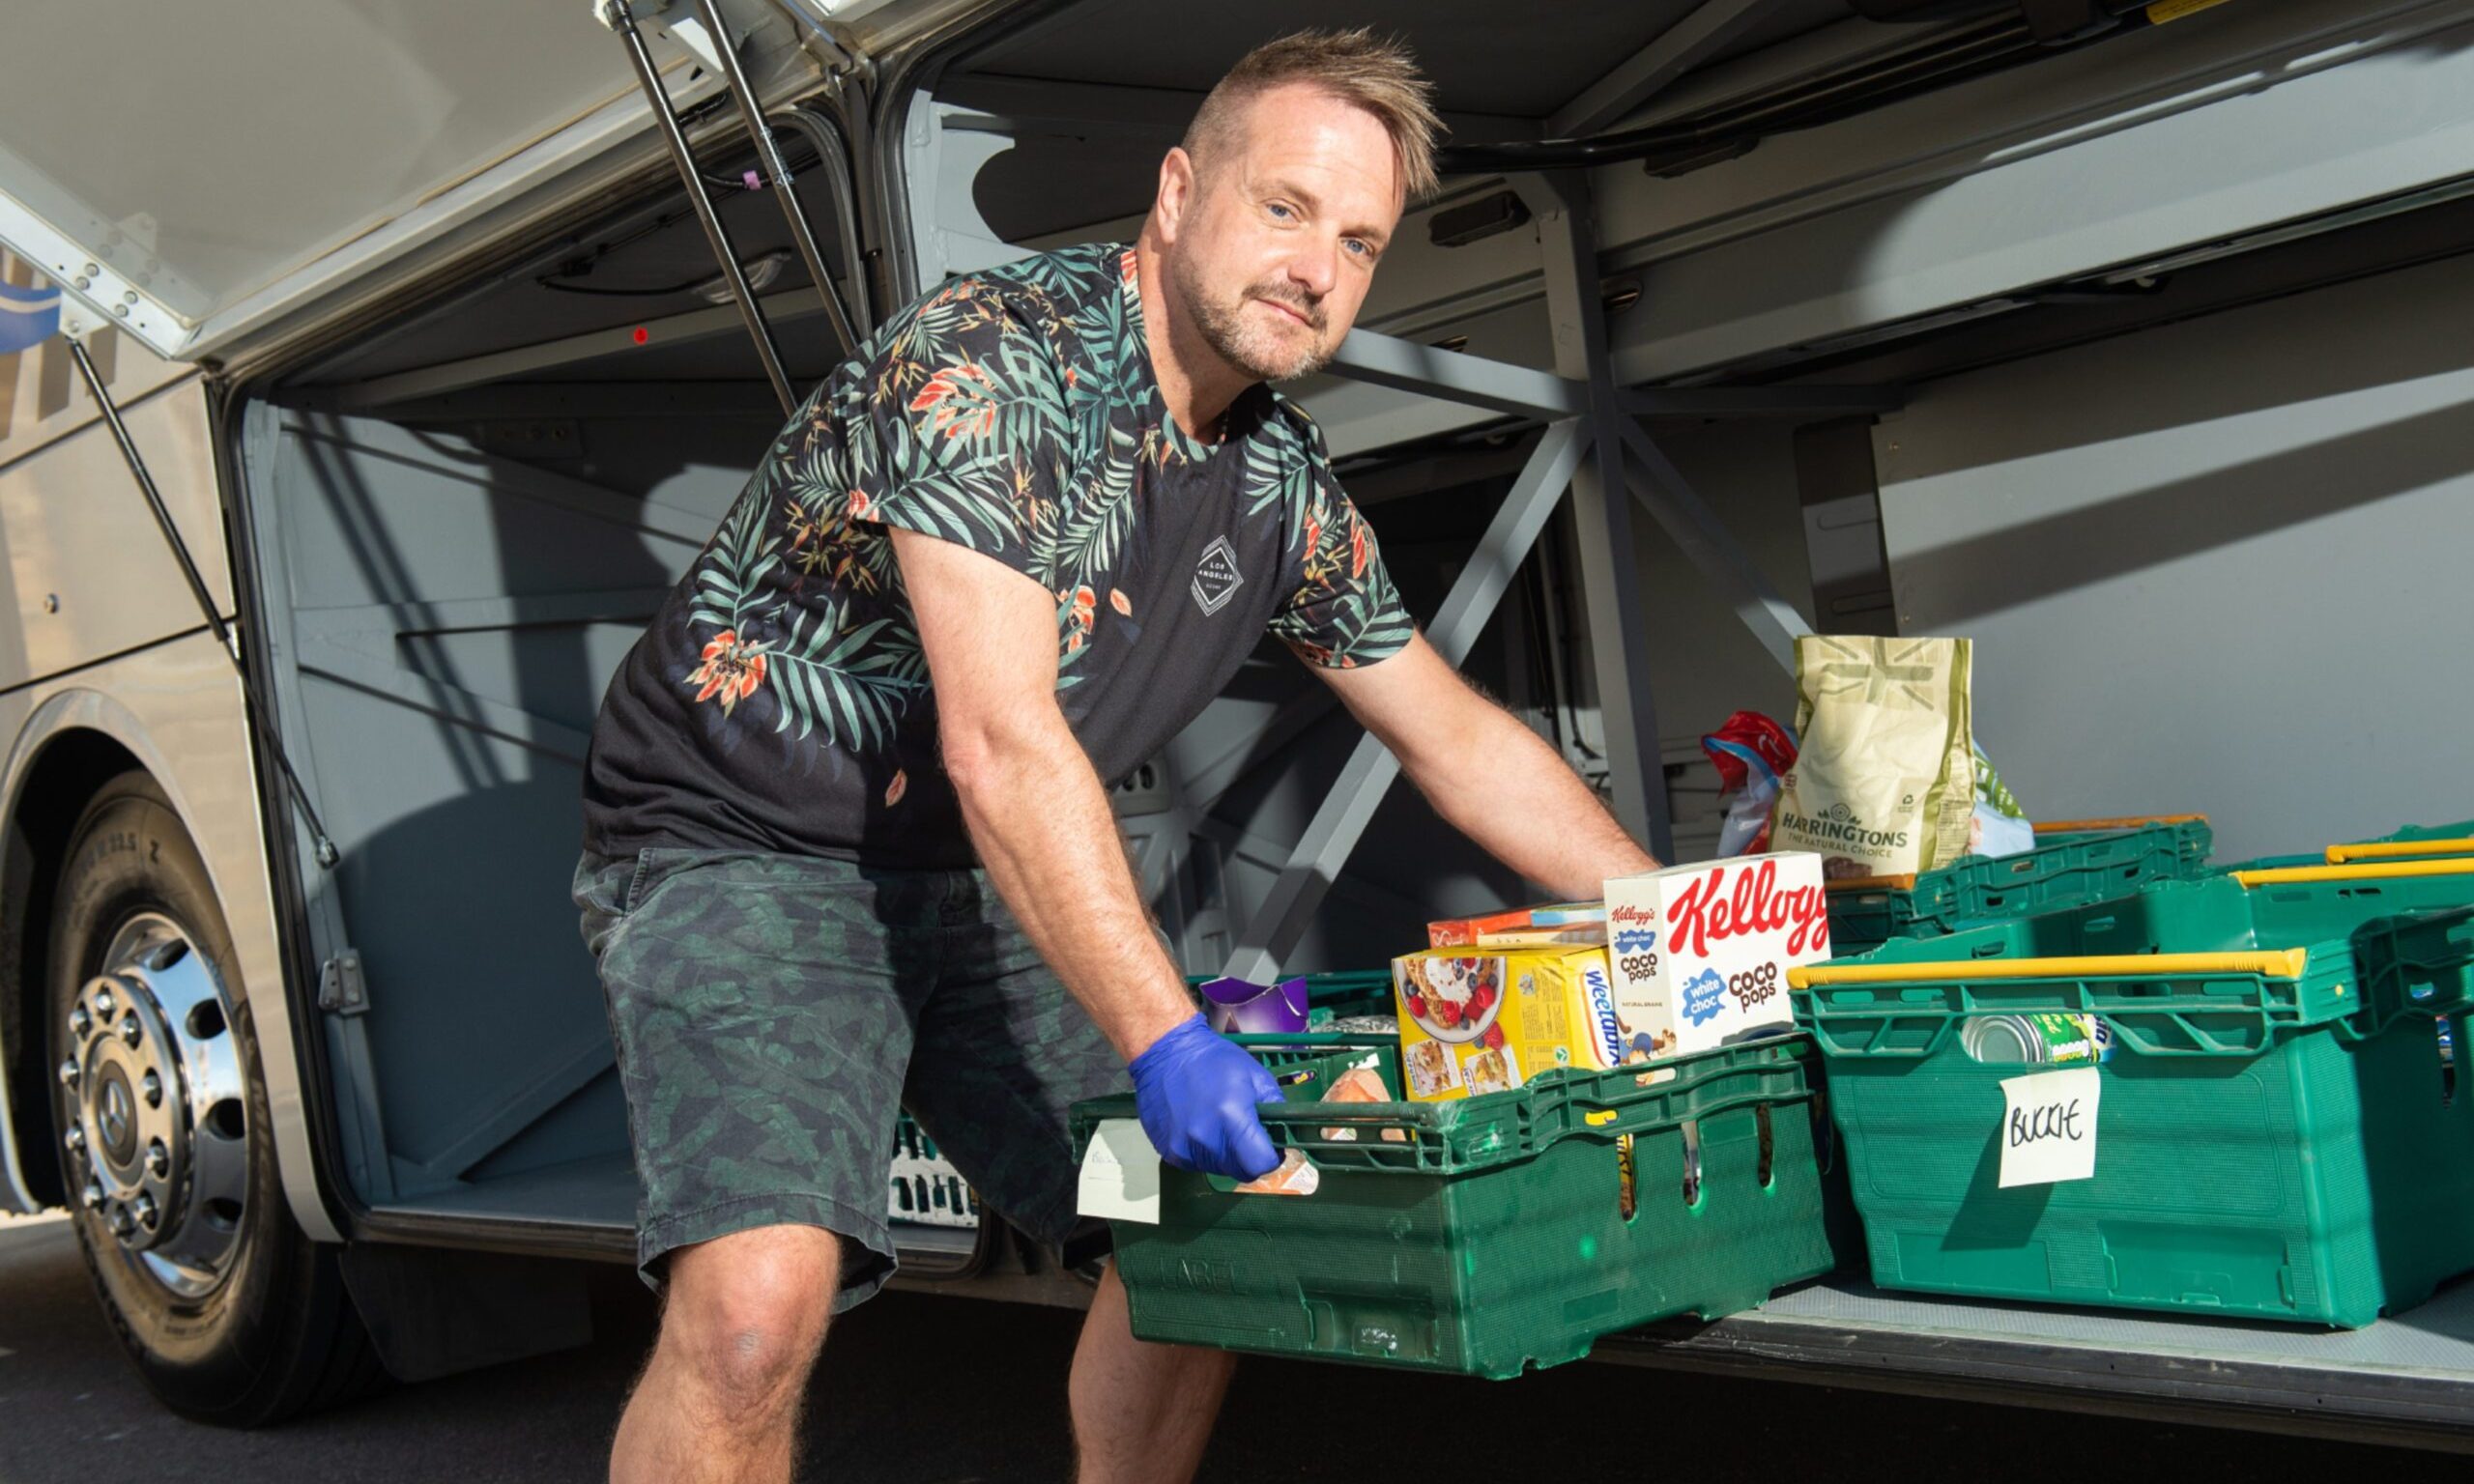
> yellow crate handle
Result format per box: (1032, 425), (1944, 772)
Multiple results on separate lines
(2325, 839), (2474, 865)
(2032, 813), (2208, 833)
(1790, 948), (2310, 988)
(2233, 859), (2474, 887)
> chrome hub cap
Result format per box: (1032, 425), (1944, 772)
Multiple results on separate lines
(57, 915), (249, 1298)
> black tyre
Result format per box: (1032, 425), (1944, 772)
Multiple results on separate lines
(44, 773), (386, 1425)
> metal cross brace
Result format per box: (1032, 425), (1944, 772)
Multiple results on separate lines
(1619, 415), (1812, 671)
(1329, 328), (1896, 423)
(1218, 419), (1587, 983)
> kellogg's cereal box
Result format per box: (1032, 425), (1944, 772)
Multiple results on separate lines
(1390, 944), (1625, 1102)
(1602, 852), (1829, 1058)
(1427, 901), (1605, 948)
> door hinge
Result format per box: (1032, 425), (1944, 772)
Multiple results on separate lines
(319, 951), (369, 1015)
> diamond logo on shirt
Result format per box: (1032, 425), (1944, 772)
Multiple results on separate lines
(1191, 534), (1245, 616)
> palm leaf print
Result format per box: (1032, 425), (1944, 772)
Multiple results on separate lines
(876, 417), (1023, 551)
(1053, 424), (1140, 587)
(1330, 585), (1417, 660)
(768, 604), (929, 751)
(687, 488), (778, 634)
(1241, 421), (1314, 529)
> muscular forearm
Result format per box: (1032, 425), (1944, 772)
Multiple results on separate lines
(947, 713), (1193, 1063)
(1400, 696), (1657, 899)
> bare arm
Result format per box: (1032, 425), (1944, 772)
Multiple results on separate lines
(891, 528), (1192, 1062)
(1316, 633), (1658, 898)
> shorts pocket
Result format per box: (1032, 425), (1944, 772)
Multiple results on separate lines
(572, 850), (636, 958)
(624, 846), (709, 913)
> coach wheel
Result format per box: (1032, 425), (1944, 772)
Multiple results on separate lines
(46, 774), (384, 1425)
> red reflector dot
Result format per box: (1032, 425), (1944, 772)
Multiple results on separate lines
(632, 327), (649, 345)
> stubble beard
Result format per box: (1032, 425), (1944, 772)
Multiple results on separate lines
(1173, 268), (1336, 384)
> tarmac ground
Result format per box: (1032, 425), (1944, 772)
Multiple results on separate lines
(0, 1209), (2464, 1483)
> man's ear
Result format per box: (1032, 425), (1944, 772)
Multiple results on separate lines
(1155, 147), (1198, 243)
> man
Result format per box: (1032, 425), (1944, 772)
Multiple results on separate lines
(574, 27), (1657, 1484)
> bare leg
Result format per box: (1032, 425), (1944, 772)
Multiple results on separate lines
(1069, 1261), (1239, 1484)
(610, 1225), (842, 1484)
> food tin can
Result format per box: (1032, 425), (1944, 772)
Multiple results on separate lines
(1962, 1012), (2111, 1065)
(2029, 1012), (2112, 1065)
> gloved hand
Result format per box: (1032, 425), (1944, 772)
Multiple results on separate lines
(1129, 1013), (1284, 1180)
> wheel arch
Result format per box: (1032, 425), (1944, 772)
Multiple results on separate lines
(2, 724), (145, 1209)
(0, 690), (340, 1241)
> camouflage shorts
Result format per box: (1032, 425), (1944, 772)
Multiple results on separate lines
(572, 845), (1132, 1310)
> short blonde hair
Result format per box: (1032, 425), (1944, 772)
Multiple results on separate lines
(1182, 28), (1444, 205)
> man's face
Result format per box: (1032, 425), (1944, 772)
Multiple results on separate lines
(1161, 83), (1403, 384)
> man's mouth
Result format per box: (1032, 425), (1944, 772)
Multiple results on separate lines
(1254, 297), (1317, 329)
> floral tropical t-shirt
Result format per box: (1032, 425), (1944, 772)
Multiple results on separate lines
(581, 243), (1415, 869)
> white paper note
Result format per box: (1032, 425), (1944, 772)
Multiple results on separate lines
(1077, 1118), (1162, 1224)
(1998, 1067), (2102, 1188)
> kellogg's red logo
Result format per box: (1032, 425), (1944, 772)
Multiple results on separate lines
(1666, 860), (1829, 959)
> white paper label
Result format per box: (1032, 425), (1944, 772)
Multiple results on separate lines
(1998, 1067), (2101, 1187)
(1077, 1118), (1162, 1224)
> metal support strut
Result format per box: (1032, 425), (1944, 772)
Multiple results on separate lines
(63, 339), (341, 869)
(687, 0), (863, 362)
(604, 0), (799, 414)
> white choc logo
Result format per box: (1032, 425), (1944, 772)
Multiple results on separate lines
(1191, 534), (1245, 616)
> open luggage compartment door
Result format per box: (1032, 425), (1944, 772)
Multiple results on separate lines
(0, 0), (829, 361)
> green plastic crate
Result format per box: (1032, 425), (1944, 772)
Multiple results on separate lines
(2223, 815), (2474, 873)
(1798, 879), (2474, 1327)
(889, 972), (1395, 1230)
(1070, 1037), (1838, 1378)
(1826, 817), (2215, 956)
(2363, 817), (2474, 847)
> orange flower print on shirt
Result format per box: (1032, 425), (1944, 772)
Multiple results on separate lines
(909, 362), (997, 441)
(847, 488), (875, 522)
(1350, 518), (1369, 579)
(1108, 588), (1132, 617)
(687, 630), (768, 716)
(1062, 585), (1098, 652)
(885, 769), (908, 807)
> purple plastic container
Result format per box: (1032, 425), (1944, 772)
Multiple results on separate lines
(1197, 976), (1309, 1036)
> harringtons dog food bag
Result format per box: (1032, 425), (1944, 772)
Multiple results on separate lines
(1770, 636), (1976, 879)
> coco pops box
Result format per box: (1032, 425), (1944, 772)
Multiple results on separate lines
(1389, 943), (1625, 1102)
(1601, 852), (1830, 1059)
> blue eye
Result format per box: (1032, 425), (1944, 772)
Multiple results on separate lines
(1343, 239), (1371, 258)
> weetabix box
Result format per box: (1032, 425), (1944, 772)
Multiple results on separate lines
(1602, 853), (1830, 1058)
(1390, 944), (1625, 1101)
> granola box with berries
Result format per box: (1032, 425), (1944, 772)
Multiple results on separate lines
(1389, 944), (1626, 1102)
(1602, 852), (1829, 1060)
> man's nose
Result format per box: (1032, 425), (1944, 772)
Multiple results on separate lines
(1286, 236), (1338, 300)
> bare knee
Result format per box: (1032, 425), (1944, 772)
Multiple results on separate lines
(658, 1226), (842, 1413)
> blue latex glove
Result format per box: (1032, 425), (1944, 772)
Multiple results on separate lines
(1129, 1013), (1284, 1180)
